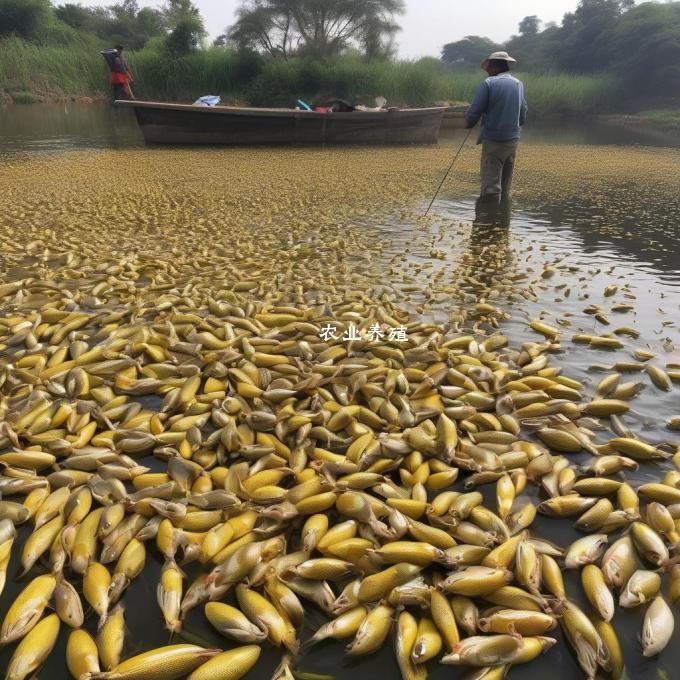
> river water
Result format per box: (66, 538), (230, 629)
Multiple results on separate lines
(1, 102), (679, 680)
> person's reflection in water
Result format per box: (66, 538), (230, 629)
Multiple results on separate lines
(460, 195), (515, 298)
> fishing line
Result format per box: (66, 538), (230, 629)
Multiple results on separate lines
(424, 127), (473, 217)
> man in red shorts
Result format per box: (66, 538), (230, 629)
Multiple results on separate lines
(101, 44), (135, 101)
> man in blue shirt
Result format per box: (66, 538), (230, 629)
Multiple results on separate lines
(465, 51), (528, 200)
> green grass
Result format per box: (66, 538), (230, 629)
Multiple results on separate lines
(0, 35), (105, 98)
(127, 42), (259, 104)
(128, 50), (622, 115)
(518, 71), (620, 117)
(0, 36), (623, 115)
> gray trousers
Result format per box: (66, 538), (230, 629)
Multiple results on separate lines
(480, 139), (519, 196)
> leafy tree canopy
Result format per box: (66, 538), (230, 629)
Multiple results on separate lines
(441, 1), (680, 102)
(0, 0), (51, 38)
(54, 0), (205, 50)
(227, 0), (406, 59)
(55, 0), (165, 48)
(604, 0), (680, 94)
(518, 15), (540, 36)
(441, 35), (502, 66)
(163, 0), (206, 54)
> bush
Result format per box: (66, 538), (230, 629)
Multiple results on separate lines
(0, 0), (50, 38)
(10, 90), (43, 103)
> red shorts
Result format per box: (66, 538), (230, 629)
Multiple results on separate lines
(109, 72), (129, 85)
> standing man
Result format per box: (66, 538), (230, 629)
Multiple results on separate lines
(101, 44), (135, 101)
(465, 51), (527, 202)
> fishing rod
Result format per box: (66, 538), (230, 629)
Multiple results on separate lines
(424, 127), (473, 217)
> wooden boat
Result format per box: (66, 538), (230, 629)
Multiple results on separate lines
(441, 105), (468, 130)
(115, 100), (446, 145)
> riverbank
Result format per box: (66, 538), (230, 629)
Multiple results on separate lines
(596, 112), (680, 143)
(1, 36), (620, 116)
(604, 110), (680, 132)
(0, 90), (106, 105)
(0, 36), (105, 104)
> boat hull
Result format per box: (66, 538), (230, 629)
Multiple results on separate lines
(441, 105), (468, 130)
(115, 101), (446, 146)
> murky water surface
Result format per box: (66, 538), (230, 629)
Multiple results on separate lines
(0, 103), (679, 679)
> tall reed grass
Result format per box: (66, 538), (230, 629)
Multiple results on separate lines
(0, 36), (104, 97)
(129, 49), (620, 115)
(1, 36), (621, 115)
(127, 43), (261, 103)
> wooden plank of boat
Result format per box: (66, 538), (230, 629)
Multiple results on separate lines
(114, 100), (446, 146)
(441, 104), (468, 129)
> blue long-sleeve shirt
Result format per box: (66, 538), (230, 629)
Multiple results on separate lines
(465, 73), (528, 142)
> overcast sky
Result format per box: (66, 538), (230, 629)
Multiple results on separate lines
(82, 0), (600, 57)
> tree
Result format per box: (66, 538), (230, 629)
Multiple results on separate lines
(604, 1), (680, 94)
(555, 0), (633, 71)
(227, 0), (405, 60)
(519, 15), (540, 36)
(107, 0), (142, 37)
(229, 2), (296, 59)
(162, 0), (203, 30)
(441, 35), (502, 67)
(437, 0), (680, 106)
(162, 0), (206, 54)
(55, 2), (96, 30)
(362, 24), (397, 59)
(165, 16), (204, 54)
(0, 0), (50, 38)
(136, 6), (165, 39)
(506, 15), (547, 67)
(55, 0), (174, 49)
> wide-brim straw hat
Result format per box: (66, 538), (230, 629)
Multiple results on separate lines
(481, 51), (517, 69)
